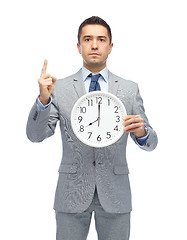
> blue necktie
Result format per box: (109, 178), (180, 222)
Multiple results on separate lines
(89, 73), (101, 92)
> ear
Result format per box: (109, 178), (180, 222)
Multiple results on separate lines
(77, 43), (81, 54)
(109, 43), (113, 54)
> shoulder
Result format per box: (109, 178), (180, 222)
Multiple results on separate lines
(55, 70), (81, 87)
(52, 70), (81, 100)
(53, 69), (82, 94)
(109, 71), (138, 90)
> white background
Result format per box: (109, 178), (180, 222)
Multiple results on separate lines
(1, 0), (187, 239)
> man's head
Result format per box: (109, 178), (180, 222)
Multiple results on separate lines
(77, 16), (113, 73)
(78, 16), (112, 44)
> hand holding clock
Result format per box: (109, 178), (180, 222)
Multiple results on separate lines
(123, 115), (147, 138)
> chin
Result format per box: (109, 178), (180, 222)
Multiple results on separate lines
(91, 59), (105, 64)
(84, 59), (106, 69)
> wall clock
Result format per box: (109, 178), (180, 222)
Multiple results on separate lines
(71, 91), (127, 147)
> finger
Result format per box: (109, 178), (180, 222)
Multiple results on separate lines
(123, 122), (144, 132)
(40, 59), (48, 77)
(38, 77), (53, 85)
(124, 127), (141, 133)
(42, 73), (51, 79)
(51, 76), (57, 83)
(123, 116), (143, 127)
(38, 74), (51, 84)
(123, 115), (141, 121)
(44, 78), (53, 84)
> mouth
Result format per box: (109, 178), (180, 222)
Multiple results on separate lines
(89, 53), (100, 56)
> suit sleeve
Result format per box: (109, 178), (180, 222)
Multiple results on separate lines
(26, 92), (59, 142)
(130, 83), (158, 151)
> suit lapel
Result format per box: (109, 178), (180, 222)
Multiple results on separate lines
(108, 71), (119, 96)
(72, 69), (119, 97)
(72, 69), (86, 98)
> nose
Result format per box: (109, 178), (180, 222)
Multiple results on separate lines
(91, 39), (98, 50)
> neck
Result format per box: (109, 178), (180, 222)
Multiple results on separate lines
(83, 62), (106, 74)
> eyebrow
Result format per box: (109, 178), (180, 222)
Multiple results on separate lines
(83, 35), (107, 39)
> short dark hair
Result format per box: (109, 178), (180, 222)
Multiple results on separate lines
(78, 16), (112, 44)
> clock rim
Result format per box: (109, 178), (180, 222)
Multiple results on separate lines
(71, 91), (127, 148)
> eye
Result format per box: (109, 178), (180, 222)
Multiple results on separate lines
(85, 38), (91, 42)
(99, 38), (105, 42)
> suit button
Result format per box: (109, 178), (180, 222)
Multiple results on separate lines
(98, 162), (103, 165)
(93, 161), (96, 166)
(33, 111), (38, 120)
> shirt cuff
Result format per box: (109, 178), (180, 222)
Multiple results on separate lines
(37, 97), (52, 111)
(135, 132), (149, 146)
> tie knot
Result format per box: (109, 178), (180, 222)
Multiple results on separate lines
(90, 73), (101, 82)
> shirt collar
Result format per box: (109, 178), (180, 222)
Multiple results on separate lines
(82, 66), (108, 82)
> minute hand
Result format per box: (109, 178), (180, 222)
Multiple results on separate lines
(98, 103), (101, 127)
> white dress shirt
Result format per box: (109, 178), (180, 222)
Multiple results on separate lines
(81, 66), (109, 93)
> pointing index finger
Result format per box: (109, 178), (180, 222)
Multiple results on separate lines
(40, 59), (48, 78)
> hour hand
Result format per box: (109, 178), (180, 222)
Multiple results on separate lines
(86, 118), (99, 127)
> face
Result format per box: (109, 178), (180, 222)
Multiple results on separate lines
(77, 24), (113, 72)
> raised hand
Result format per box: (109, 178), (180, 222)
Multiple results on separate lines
(38, 59), (56, 105)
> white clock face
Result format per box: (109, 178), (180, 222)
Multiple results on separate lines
(71, 91), (127, 148)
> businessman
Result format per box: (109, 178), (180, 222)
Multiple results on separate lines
(27, 16), (158, 240)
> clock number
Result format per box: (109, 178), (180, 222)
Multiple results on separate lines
(96, 97), (102, 104)
(78, 116), (83, 123)
(114, 125), (119, 131)
(80, 107), (86, 113)
(108, 99), (110, 106)
(79, 125), (84, 132)
(97, 135), (102, 141)
(114, 106), (119, 113)
(106, 132), (111, 139)
(87, 99), (93, 106)
(88, 132), (92, 139)
(116, 116), (120, 123)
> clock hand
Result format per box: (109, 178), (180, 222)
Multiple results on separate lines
(86, 118), (99, 127)
(86, 103), (101, 127)
(98, 103), (101, 127)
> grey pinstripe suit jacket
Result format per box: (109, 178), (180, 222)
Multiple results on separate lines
(26, 69), (158, 214)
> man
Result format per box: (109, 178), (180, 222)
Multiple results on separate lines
(27, 16), (158, 240)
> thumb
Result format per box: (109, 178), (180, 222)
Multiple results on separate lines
(52, 76), (57, 83)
